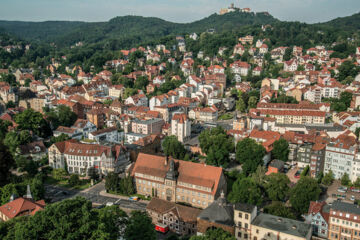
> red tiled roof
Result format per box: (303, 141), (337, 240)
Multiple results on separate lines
(0, 197), (45, 219)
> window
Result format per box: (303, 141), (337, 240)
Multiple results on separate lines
(245, 214), (249, 220)
(239, 212), (242, 218)
(253, 237), (257, 240)
(238, 232), (242, 238)
(245, 223), (248, 229)
(244, 234), (248, 239)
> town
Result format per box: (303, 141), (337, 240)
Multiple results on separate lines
(0, 3), (360, 240)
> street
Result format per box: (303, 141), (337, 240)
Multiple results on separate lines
(45, 181), (147, 211)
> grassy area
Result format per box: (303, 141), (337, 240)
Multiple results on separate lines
(45, 175), (92, 190)
(218, 112), (234, 120)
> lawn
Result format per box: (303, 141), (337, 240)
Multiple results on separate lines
(45, 175), (92, 190)
(218, 112), (234, 120)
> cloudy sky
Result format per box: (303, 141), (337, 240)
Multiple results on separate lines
(0, 0), (359, 23)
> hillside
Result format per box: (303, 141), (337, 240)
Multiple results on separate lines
(318, 12), (360, 30)
(0, 11), (278, 47)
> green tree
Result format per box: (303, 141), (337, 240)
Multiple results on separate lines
(50, 133), (70, 144)
(162, 136), (186, 159)
(300, 165), (310, 177)
(68, 174), (81, 187)
(14, 109), (52, 137)
(272, 139), (289, 162)
(354, 177), (360, 188)
(0, 119), (12, 140)
(264, 201), (295, 219)
(236, 138), (266, 176)
(341, 173), (351, 186)
(265, 173), (290, 201)
(190, 228), (236, 240)
(105, 172), (119, 192)
(247, 96), (258, 109)
(338, 60), (359, 82)
(290, 177), (321, 215)
(228, 177), (263, 206)
(0, 142), (14, 187)
(52, 168), (68, 181)
(236, 98), (246, 112)
(45, 105), (77, 129)
(124, 211), (156, 240)
(199, 126), (234, 167)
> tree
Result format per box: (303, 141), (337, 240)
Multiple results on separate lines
(1, 197), (127, 239)
(236, 98), (246, 112)
(68, 174), (81, 187)
(190, 228), (236, 240)
(300, 165), (310, 177)
(250, 165), (267, 187)
(0, 119), (11, 140)
(247, 96), (258, 109)
(341, 173), (351, 186)
(322, 170), (334, 186)
(0, 142), (14, 187)
(52, 168), (68, 181)
(199, 126), (234, 167)
(50, 133), (70, 144)
(338, 60), (359, 82)
(4, 131), (32, 153)
(162, 136), (186, 159)
(45, 105), (77, 130)
(290, 177), (321, 215)
(272, 139), (289, 162)
(14, 109), (51, 137)
(105, 172), (120, 192)
(124, 211), (156, 240)
(228, 177), (263, 206)
(354, 177), (360, 188)
(236, 138), (266, 176)
(264, 202), (295, 219)
(265, 173), (290, 201)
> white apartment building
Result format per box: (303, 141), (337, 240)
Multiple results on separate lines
(171, 113), (191, 143)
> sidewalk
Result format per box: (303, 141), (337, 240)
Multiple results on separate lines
(99, 190), (150, 204)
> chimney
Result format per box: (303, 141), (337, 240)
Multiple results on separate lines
(165, 155), (169, 166)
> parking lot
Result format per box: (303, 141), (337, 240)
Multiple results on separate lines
(325, 180), (360, 203)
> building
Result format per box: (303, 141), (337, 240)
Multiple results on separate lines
(146, 198), (201, 236)
(189, 106), (218, 122)
(171, 113), (191, 143)
(71, 119), (97, 138)
(296, 143), (313, 169)
(108, 84), (124, 99)
(18, 141), (47, 161)
(250, 109), (326, 125)
(0, 186), (45, 221)
(305, 201), (330, 239)
(131, 153), (227, 209)
(48, 139), (130, 175)
(88, 127), (120, 143)
(86, 109), (106, 128)
(234, 203), (257, 240)
(324, 132), (357, 181)
(328, 200), (360, 240)
(131, 118), (164, 135)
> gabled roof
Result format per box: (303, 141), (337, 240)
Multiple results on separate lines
(0, 197), (45, 219)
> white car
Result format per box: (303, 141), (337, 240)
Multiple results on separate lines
(350, 195), (356, 201)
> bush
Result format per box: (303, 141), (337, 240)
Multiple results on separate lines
(68, 174), (81, 187)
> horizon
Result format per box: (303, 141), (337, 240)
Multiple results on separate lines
(0, 0), (359, 24)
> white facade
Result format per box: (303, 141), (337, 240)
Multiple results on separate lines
(171, 114), (191, 143)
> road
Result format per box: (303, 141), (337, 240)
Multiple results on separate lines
(45, 181), (147, 211)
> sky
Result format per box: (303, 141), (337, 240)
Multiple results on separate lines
(0, 0), (359, 23)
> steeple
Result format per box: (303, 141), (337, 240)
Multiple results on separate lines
(23, 185), (33, 200)
(165, 159), (178, 180)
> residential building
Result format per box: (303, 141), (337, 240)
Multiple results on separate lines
(18, 141), (47, 161)
(131, 118), (164, 135)
(71, 119), (97, 138)
(54, 126), (83, 139)
(305, 201), (330, 239)
(108, 84), (124, 99)
(131, 153), (227, 209)
(171, 113), (191, 143)
(48, 139), (130, 175)
(189, 105), (218, 122)
(88, 127), (120, 143)
(328, 201), (360, 240)
(146, 198), (201, 236)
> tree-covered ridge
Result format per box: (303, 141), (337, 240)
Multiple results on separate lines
(0, 11), (278, 47)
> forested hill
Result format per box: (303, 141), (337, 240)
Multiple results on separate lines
(318, 12), (360, 30)
(0, 11), (278, 47)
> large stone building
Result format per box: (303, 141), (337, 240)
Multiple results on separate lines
(171, 113), (191, 143)
(48, 139), (130, 175)
(131, 153), (227, 209)
(131, 118), (164, 135)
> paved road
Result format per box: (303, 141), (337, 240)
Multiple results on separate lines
(45, 182), (147, 211)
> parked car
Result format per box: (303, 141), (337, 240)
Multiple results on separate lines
(337, 187), (347, 193)
(294, 170), (301, 179)
(129, 196), (139, 201)
(351, 187), (360, 193)
(351, 195), (356, 201)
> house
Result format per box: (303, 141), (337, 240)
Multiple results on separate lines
(171, 113), (191, 143)
(304, 201), (329, 239)
(238, 35), (254, 45)
(48, 139), (130, 175)
(230, 61), (250, 76)
(0, 186), (45, 222)
(18, 141), (47, 161)
(259, 44), (268, 54)
(71, 119), (97, 138)
(125, 93), (148, 107)
(284, 59), (298, 72)
(149, 94), (169, 110)
(88, 127), (120, 143)
(266, 159), (285, 175)
(233, 44), (245, 55)
(108, 84), (124, 99)
(189, 105), (218, 122)
(252, 66), (262, 76)
(131, 153), (227, 209)
(86, 109), (106, 129)
(146, 198), (201, 236)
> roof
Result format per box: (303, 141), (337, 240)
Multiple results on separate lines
(147, 198), (201, 223)
(172, 113), (188, 124)
(331, 200), (360, 215)
(234, 202), (256, 213)
(19, 141), (47, 155)
(0, 197), (45, 219)
(268, 159), (285, 169)
(308, 201), (330, 223)
(198, 194), (234, 226)
(252, 213), (311, 238)
(90, 127), (117, 136)
(131, 153), (223, 196)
